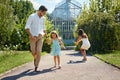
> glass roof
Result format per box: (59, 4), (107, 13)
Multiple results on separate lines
(55, 0), (81, 8)
(51, 0), (82, 20)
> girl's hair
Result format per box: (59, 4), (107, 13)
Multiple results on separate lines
(78, 29), (87, 38)
(50, 31), (59, 39)
(78, 29), (84, 36)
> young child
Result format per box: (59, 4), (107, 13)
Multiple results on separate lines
(46, 31), (65, 69)
(75, 29), (90, 61)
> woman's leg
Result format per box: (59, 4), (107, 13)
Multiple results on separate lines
(80, 48), (87, 60)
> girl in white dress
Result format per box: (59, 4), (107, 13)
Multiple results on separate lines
(75, 29), (90, 61)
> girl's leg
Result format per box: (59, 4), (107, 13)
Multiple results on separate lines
(57, 56), (61, 69)
(54, 56), (57, 67)
(80, 48), (87, 60)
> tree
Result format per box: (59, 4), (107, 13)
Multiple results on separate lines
(0, 0), (54, 52)
(0, 0), (15, 50)
(76, 0), (120, 52)
(9, 0), (34, 50)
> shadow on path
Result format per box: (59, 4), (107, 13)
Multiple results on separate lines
(67, 60), (86, 64)
(1, 67), (57, 80)
(66, 51), (92, 64)
(66, 51), (92, 57)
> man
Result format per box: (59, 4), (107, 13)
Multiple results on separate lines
(25, 5), (47, 72)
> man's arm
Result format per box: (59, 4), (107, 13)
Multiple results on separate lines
(26, 29), (32, 37)
(26, 29), (36, 40)
(25, 15), (36, 40)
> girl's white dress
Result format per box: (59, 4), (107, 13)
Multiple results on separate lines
(81, 38), (90, 50)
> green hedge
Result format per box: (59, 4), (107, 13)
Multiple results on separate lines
(77, 12), (120, 52)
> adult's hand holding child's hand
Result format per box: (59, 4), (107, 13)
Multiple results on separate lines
(29, 35), (36, 41)
(74, 42), (78, 46)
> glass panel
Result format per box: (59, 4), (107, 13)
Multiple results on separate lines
(50, 0), (81, 42)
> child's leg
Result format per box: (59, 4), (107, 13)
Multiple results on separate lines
(54, 56), (57, 67)
(80, 48), (87, 60)
(57, 56), (61, 69)
(57, 56), (60, 66)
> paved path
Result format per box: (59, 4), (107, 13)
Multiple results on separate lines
(0, 50), (120, 80)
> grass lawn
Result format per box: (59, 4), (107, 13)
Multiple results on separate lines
(94, 51), (120, 68)
(0, 51), (46, 74)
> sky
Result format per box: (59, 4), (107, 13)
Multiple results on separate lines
(29, 0), (89, 13)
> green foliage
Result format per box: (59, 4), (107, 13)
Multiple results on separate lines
(10, 0), (34, 50)
(0, 0), (15, 50)
(0, 0), (54, 52)
(42, 16), (54, 53)
(95, 50), (120, 67)
(77, 0), (120, 52)
(0, 0), (34, 50)
(0, 51), (47, 74)
(42, 40), (51, 53)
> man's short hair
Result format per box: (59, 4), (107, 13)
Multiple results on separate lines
(39, 5), (47, 11)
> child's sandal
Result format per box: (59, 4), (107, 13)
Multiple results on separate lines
(82, 58), (87, 61)
(53, 65), (56, 68)
(58, 66), (61, 69)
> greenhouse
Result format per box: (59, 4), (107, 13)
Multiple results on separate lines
(50, 0), (82, 45)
